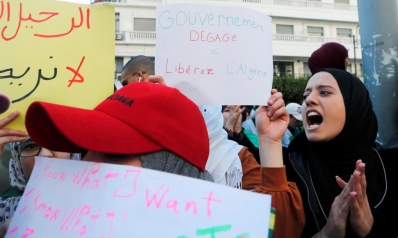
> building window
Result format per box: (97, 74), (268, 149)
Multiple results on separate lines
(276, 24), (294, 35)
(115, 13), (124, 41)
(115, 13), (120, 32)
(334, 0), (349, 4)
(337, 28), (352, 38)
(307, 26), (323, 36)
(274, 61), (294, 77)
(303, 62), (312, 77)
(115, 57), (124, 74)
(134, 18), (156, 32)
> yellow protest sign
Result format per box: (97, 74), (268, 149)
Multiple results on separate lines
(0, 0), (114, 130)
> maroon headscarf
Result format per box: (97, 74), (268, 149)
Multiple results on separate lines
(308, 42), (348, 74)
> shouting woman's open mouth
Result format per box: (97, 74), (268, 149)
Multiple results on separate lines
(306, 110), (323, 129)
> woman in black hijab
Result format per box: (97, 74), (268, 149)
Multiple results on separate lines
(284, 68), (394, 237)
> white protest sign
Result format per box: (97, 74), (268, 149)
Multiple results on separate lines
(6, 157), (272, 238)
(155, 4), (273, 105)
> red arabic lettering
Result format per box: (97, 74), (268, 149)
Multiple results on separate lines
(1, 2), (60, 41)
(0, 1), (4, 20)
(1, 2), (21, 41)
(0, 2), (90, 41)
(86, 8), (90, 29)
(0, 1), (11, 22)
(6, 1), (10, 21)
(67, 56), (85, 87)
(34, 7), (90, 38)
(23, 11), (59, 23)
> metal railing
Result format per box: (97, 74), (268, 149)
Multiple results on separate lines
(179, 0), (357, 11)
(130, 31), (157, 39)
(115, 32), (358, 47)
(93, 0), (356, 11)
(273, 34), (356, 45)
(270, 0), (356, 11)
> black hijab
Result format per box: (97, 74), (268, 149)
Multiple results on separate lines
(290, 68), (385, 217)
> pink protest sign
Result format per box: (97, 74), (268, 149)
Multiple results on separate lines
(6, 157), (272, 238)
(155, 4), (273, 105)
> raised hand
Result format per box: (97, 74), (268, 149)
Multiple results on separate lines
(349, 160), (373, 237)
(256, 89), (289, 142)
(335, 160), (373, 237)
(0, 111), (28, 156)
(256, 89), (288, 167)
(315, 176), (351, 238)
(225, 105), (245, 132)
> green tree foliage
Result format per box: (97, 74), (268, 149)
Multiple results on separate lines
(272, 76), (309, 105)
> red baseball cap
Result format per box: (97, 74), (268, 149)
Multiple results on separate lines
(25, 83), (209, 171)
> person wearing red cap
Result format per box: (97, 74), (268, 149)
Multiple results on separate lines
(308, 42), (350, 75)
(23, 83), (305, 238)
(25, 83), (213, 181)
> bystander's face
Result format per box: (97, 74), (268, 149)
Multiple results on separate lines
(288, 116), (302, 130)
(15, 138), (71, 179)
(222, 106), (231, 127)
(121, 70), (147, 86)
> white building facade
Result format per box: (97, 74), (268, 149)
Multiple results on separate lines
(92, 0), (362, 80)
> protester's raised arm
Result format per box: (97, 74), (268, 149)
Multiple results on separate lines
(256, 89), (288, 167)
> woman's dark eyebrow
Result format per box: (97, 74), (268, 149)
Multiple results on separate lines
(304, 84), (335, 93)
(316, 84), (336, 90)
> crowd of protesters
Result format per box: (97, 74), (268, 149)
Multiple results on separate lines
(0, 42), (397, 238)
